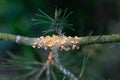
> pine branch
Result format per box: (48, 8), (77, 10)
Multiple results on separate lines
(1, 32), (120, 80)
(0, 33), (120, 48)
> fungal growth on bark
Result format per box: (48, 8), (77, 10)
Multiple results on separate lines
(32, 35), (80, 51)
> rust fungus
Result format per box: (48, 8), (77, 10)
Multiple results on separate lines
(32, 35), (80, 51)
(47, 52), (54, 64)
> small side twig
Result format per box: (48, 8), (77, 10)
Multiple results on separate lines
(52, 45), (78, 80)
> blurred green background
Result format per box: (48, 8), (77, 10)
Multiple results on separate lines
(0, 0), (120, 80)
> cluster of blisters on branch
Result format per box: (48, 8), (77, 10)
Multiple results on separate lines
(32, 35), (80, 51)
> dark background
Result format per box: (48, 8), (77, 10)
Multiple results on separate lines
(0, 0), (120, 80)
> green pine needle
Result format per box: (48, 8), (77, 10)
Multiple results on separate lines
(32, 8), (75, 35)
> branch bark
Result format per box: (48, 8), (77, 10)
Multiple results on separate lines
(0, 33), (120, 47)
(0, 33), (36, 46)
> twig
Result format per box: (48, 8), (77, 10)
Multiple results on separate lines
(52, 45), (78, 80)
(0, 33), (120, 49)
